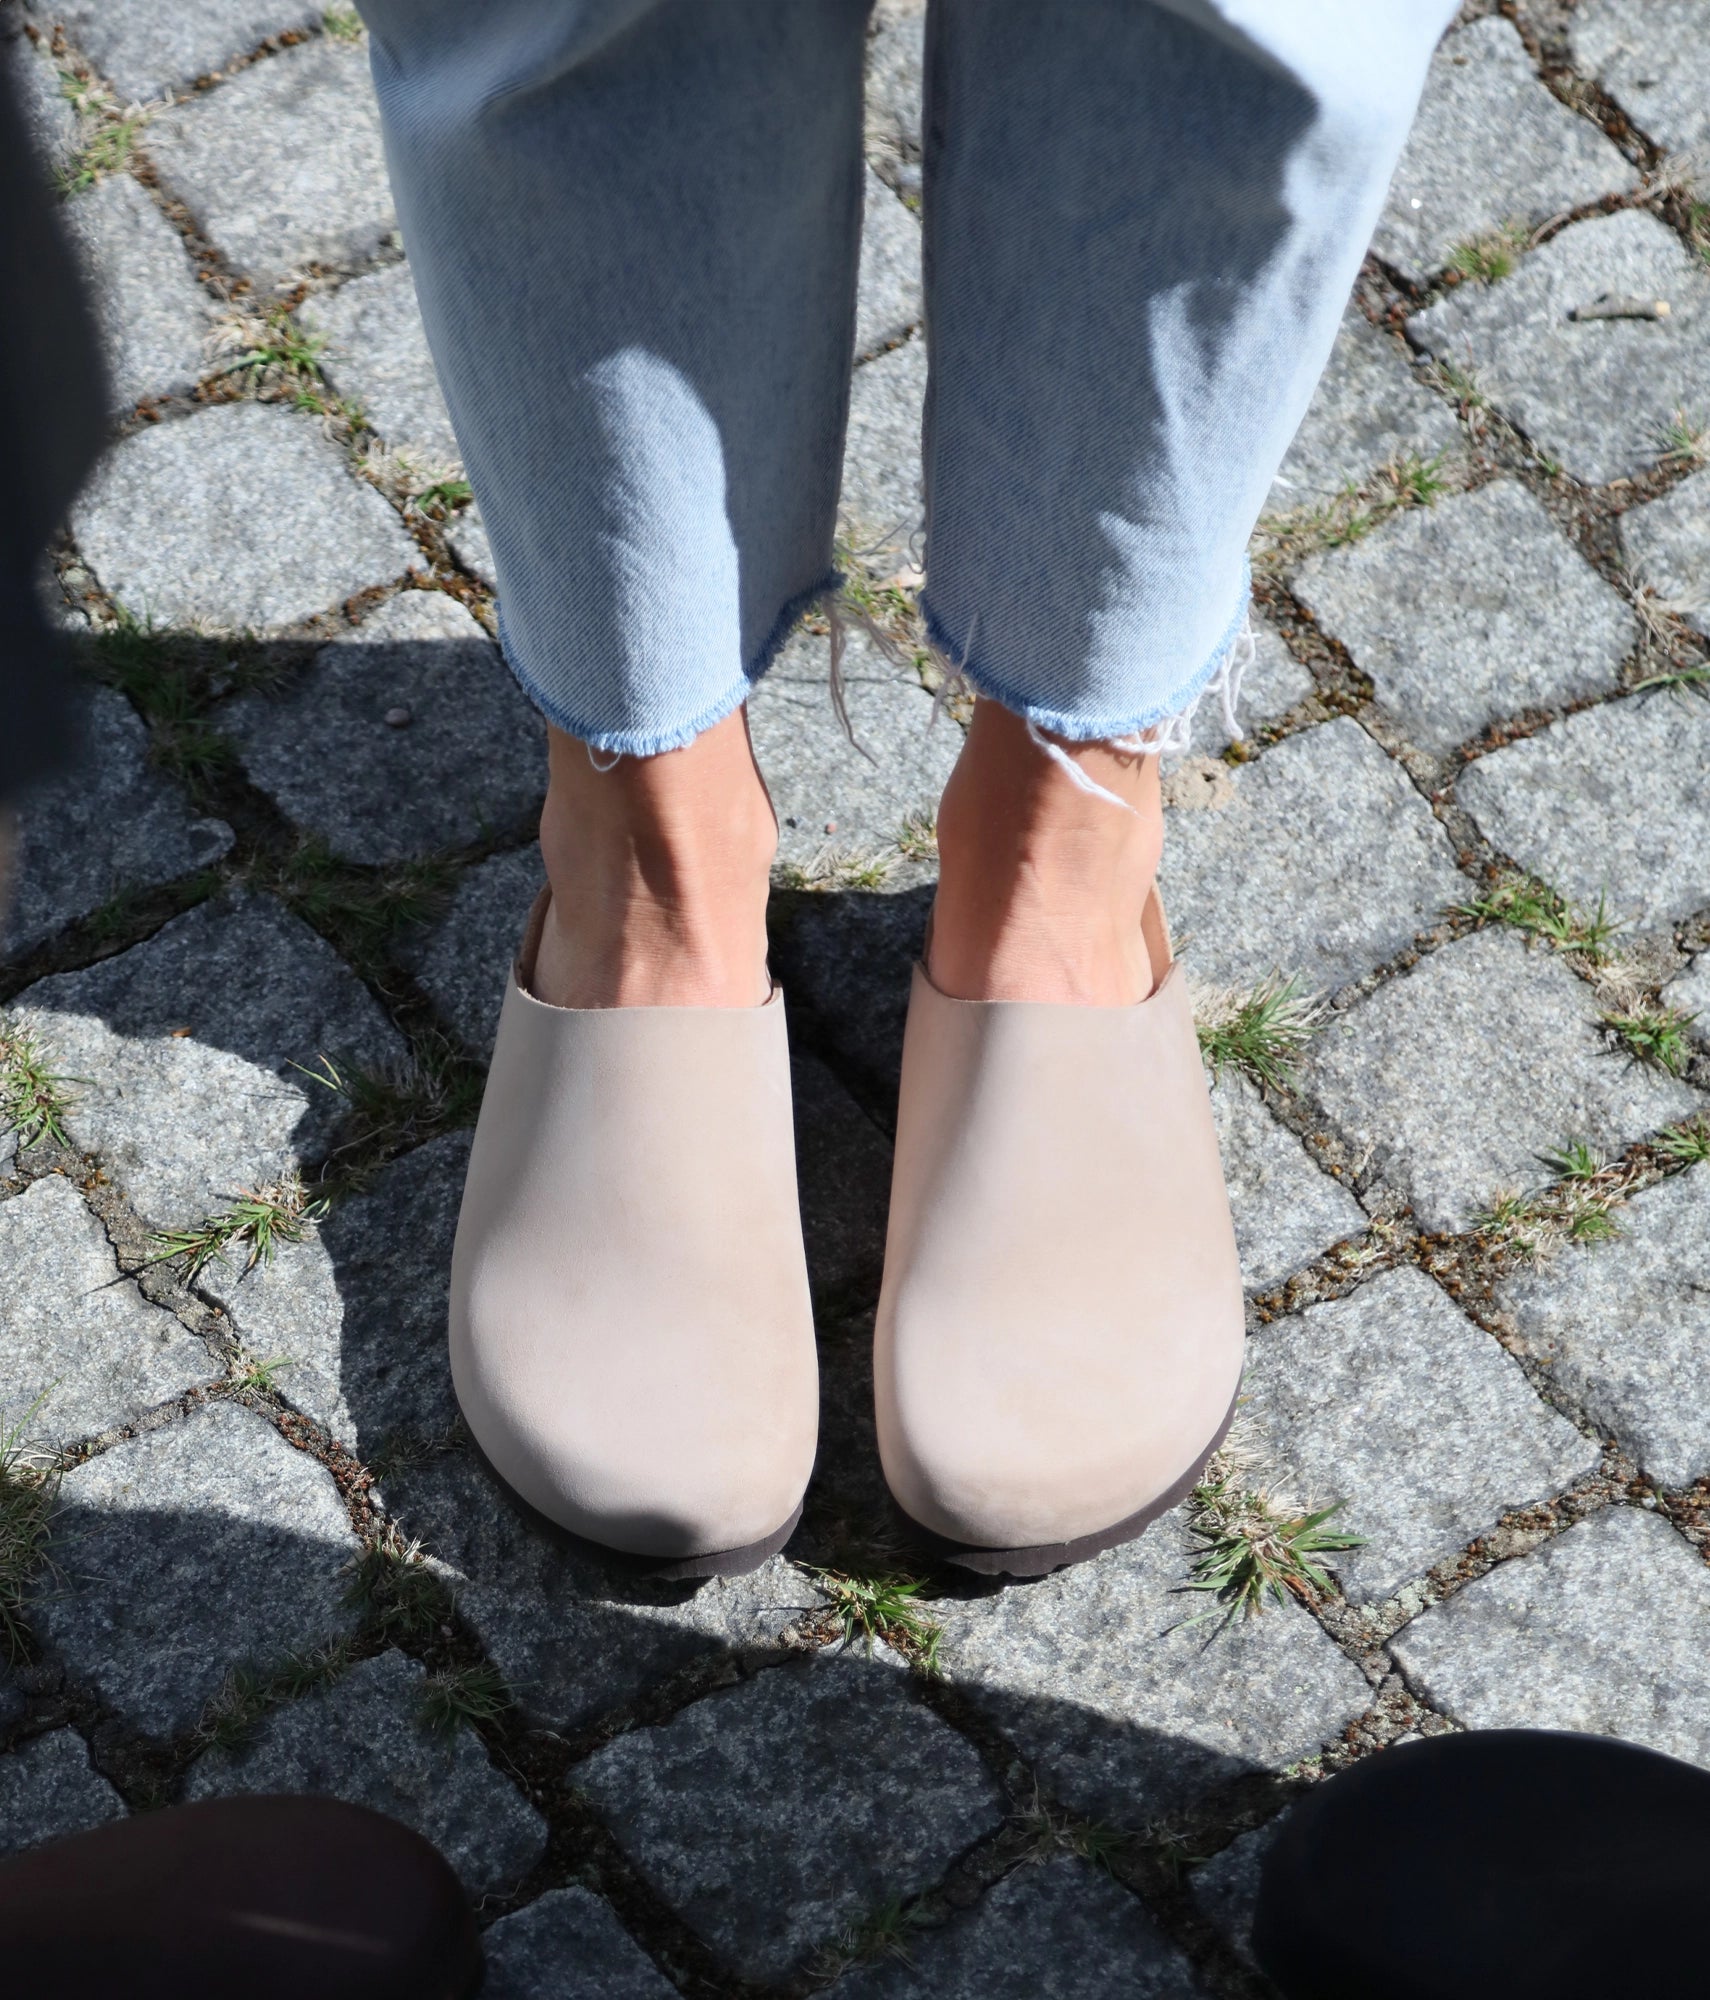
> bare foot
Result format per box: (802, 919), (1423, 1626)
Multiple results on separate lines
(928, 698), (1163, 1006)
(531, 706), (776, 1008)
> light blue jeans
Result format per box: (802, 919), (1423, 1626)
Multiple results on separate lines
(358, 1), (1456, 754)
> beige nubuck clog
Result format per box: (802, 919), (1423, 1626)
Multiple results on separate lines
(449, 892), (818, 1578)
(875, 890), (1245, 1576)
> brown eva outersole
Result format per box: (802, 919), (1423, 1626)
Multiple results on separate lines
(465, 1430), (804, 1581)
(899, 1379), (1242, 1579)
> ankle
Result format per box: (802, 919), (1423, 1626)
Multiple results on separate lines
(533, 711), (776, 1008)
(928, 701), (1163, 1005)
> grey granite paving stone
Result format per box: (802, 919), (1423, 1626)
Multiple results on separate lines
(1373, 15), (1638, 285)
(863, 0), (924, 187)
(198, 1131), (469, 1455)
(64, 171), (214, 413)
(786, 1047), (893, 1303)
(223, 589), (544, 863)
(1303, 928), (1700, 1235)
(575, 1648), (1006, 1984)
(481, 1888), (677, 2000)
(768, 881), (932, 1098)
(854, 164), (921, 363)
(1206, 1070), (1366, 1292)
(840, 332), (925, 571)
(2, 1177), (214, 1450)
(31, 1400), (361, 1737)
(940, 1510), (1373, 1827)
(1184, 612), (1313, 757)
(23, 0), (321, 102)
(1570, 0), (1710, 157)
(1188, 1811), (1291, 1974)
(1293, 481), (1635, 755)
(0, 1729), (126, 1858)
(1620, 467), (1709, 638)
(409, 846), (541, 1054)
(145, 33), (393, 291)
(1456, 688), (1710, 931)
(301, 260), (460, 466)
(387, 1448), (817, 1735)
(70, 401), (421, 633)
(9, 888), (407, 1229)
(1408, 211), (1710, 487)
(1496, 1167), (1710, 1490)
(446, 499), (495, 590)
(182, 1650), (546, 1895)
(827, 1855), (1210, 2000)
(1159, 717), (1465, 994)
(1266, 306), (1463, 515)
(747, 624), (957, 874)
(1241, 1266), (1598, 1603)
(1666, 952), (1710, 1048)
(6, 21), (76, 171)
(1391, 1505), (1710, 1767)
(3, 681), (232, 958)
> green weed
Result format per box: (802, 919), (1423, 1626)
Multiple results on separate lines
(146, 1174), (326, 1281)
(0, 1016), (79, 1151)
(808, 1566), (944, 1675)
(0, 1393), (56, 1665)
(1186, 1471), (1363, 1626)
(1601, 1002), (1698, 1076)
(1454, 875), (1621, 964)
(419, 1661), (510, 1736)
(1195, 974), (1325, 1091)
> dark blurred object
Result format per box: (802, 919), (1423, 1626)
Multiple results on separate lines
(0, 25), (106, 807)
(1253, 1728), (1710, 1999)
(0, 1794), (483, 1997)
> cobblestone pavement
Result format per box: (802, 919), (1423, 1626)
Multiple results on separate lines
(3, 3), (1709, 1993)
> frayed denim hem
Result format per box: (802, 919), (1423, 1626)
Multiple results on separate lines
(916, 561), (1254, 749)
(494, 570), (842, 758)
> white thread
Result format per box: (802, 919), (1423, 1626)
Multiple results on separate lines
(585, 742), (622, 773)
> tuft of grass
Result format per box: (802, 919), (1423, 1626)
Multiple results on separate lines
(1185, 1472), (1364, 1627)
(146, 1174), (326, 1281)
(234, 1353), (296, 1392)
(1601, 1001), (1698, 1076)
(1195, 974), (1325, 1091)
(322, 5), (364, 38)
(0, 1015), (79, 1151)
(295, 1036), (485, 1170)
(808, 1566), (944, 1675)
(1387, 451), (1449, 507)
(57, 111), (143, 195)
(1016, 1785), (1131, 1875)
(815, 1894), (930, 1976)
(773, 844), (896, 893)
(409, 476), (473, 517)
(419, 1661), (511, 1736)
(1541, 1139), (1604, 1182)
(1629, 662), (1710, 695)
(84, 610), (254, 793)
(1655, 407), (1707, 469)
(208, 306), (327, 396)
(1472, 1143), (1630, 1261)
(344, 1539), (451, 1642)
(1447, 222), (1528, 285)
(197, 1640), (351, 1754)
(897, 808), (938, 862)
(1657, 1117), (1710, 1166)
(1454, 874), (1621, 964)
(0, 1394), (57, 1665)
(264, 837), (459, 959)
